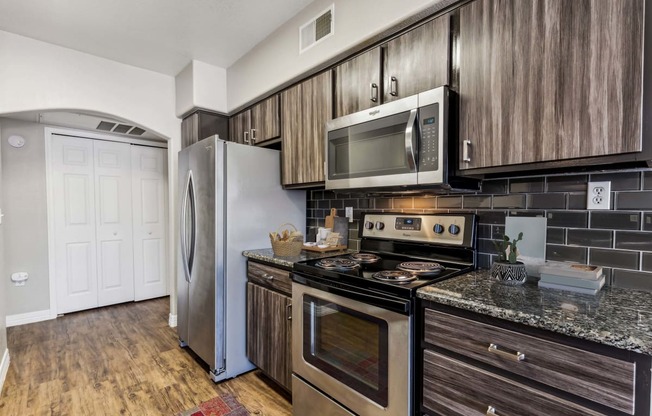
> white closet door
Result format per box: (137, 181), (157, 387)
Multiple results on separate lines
(52, 135), (98, 313)
(94, 140), (135, 307)
(131, 146), (168, 301)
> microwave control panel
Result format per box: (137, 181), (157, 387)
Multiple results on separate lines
(419, 103), (439, 172)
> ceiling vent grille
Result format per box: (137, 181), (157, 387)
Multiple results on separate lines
(300, 5), (334, 53)
(97, 121), (116, 131)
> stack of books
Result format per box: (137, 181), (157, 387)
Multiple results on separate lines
(538, 263), (605, 295)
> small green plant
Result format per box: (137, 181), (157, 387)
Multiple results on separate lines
(493, 232), (524, 263)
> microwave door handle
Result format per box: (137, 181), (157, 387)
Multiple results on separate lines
(405, 108), (418, 171)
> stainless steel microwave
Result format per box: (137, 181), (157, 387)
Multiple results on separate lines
(325, 86), (452, 190)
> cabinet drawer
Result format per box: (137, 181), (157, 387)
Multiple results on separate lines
(424, 309), (635, 414)
(247, 262), (292, 295)
(423, 350), (605, 416)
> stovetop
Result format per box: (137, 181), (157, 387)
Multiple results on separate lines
(293, 212), (477, 299)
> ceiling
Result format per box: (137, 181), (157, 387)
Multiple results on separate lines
(0, 0), (316, 76)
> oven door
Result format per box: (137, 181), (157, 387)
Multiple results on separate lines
(325, 95), (419, 190)
(292, 280), (410, 416)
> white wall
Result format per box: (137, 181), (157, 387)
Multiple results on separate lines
(227, 0), (442, 110)
(0, 120), (8, 387)
(0, 30), (181, 321)
(175, 60), (228, 117)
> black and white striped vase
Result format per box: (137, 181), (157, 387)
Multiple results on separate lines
(490, 261), (527, 285)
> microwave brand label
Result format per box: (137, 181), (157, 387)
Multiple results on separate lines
(368, 110), (380, 116)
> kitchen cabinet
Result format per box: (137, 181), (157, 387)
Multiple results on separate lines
(229, 95), (280, 145)
(281, 71), (332, 187)
(246, 261), (292, 391)
(181, 110), (229, 149)
(333, 15), (450, 118)
(458, 0), (645, 172)
(420, 304), (651, 415)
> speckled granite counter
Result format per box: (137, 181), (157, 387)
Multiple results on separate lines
(418, 269), (652, 355)
(242, 248), (354, 269)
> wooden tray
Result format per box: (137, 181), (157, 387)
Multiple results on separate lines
(302, 245), (347, 253)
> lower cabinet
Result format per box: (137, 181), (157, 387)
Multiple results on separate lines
(420, 304), (651, 416)
(246, 262), (292, 391)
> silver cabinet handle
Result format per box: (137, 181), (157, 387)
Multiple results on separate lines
(262, 273), (274, 280)
(463, 139), (472, 162)
(287, 303), (292, 320)
(486, 406), (499, 416)
(488, 343), (525, 361)
(243, 130), (250, 144)
(251, 128), (256, 145)
(370, 83), (379, 103)
(390, 76), (398, 96)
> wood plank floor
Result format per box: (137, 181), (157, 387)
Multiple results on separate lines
(0, 297), (292, 416)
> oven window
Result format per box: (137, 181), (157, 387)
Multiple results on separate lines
(302, 294), (389, 407)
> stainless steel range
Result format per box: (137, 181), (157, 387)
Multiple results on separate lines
(291, 212), (477, 416)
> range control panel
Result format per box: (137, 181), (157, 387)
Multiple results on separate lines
(362, 213), (472, 246)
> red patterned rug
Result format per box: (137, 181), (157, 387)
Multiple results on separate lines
(177, 393), (249, 416)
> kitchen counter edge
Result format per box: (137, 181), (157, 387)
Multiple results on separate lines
(243, 248), (355, 269)
(417, 269), (652, 356)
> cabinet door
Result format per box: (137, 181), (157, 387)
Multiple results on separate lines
(246, 282), (292, 390)
(181, 113), (199, 149)
(383, 15), (450, 102)
(228, 110), (251, 144)
(250, 95), (280, 145)
(302, 71), (332, 184)
(182, 112), (229, 148)
(333, 47), (381, 118)
(458, 0), (644, 170)
(281, 83), (303, 186)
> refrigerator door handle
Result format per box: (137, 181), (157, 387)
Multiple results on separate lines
(181, 170), (196, 283)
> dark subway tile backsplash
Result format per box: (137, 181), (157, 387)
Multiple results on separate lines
(308, 168), (652, 292)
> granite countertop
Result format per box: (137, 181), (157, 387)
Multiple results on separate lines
(242, 248), (355, 268)
(418, 270), (652, 355)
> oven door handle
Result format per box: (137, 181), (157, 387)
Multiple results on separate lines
(294, 274), (410, 315)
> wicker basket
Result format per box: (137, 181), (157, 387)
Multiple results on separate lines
(270, 223), (303, 256)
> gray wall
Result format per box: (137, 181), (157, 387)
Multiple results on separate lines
(309, 168), (652, 291)
(0, 118), (50, 316)
(0, 120), (7, 354)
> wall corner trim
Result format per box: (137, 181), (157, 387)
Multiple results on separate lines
(6, 309), (54, 327)
(0, 348), (10, 394)
(168, 313), (177, 328)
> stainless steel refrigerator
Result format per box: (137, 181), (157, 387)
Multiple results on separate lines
(177, 136), (306, 382)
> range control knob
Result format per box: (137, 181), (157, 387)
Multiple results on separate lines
(449, 224), (461, 235)
(375, 221), (385, 231)
(364, 221), (374, 230)
(433, 224), (445, 234)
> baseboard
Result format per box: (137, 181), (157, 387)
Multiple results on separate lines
(168, 313), (177, 328)
(0, 348), (9, 394)
(6, 309), (54, 327)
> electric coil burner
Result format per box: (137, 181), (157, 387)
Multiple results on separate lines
(350, 252), (382, 263)
(372, 270), (417, 283)
(314, 258), (360, 271)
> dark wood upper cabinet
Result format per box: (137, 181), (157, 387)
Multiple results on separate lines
(383, 16), (450, 103)
(458, 0), (645, 171)
(333, 14), (451, 118)
(228, 95), (280, 145)
(181, 110), (229, 149)
(281, 71), (332, 187)
(333, 47), (382, 118)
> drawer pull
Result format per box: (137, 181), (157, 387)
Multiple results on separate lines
(486, 406), (499, 416)
(262, 273), (274, 280)
(488, 343), (525, 361)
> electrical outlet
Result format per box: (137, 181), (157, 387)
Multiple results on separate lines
(587, 181), (611, 210)
(345, 206), (354, 223)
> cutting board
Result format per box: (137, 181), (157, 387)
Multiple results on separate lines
(325, 208), (337, 229)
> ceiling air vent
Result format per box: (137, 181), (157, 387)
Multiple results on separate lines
(129, 127), (145, 136)
(112, 124), (133, 134)
(300, 5), (333, 53)
(97, 121), (116, 131)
